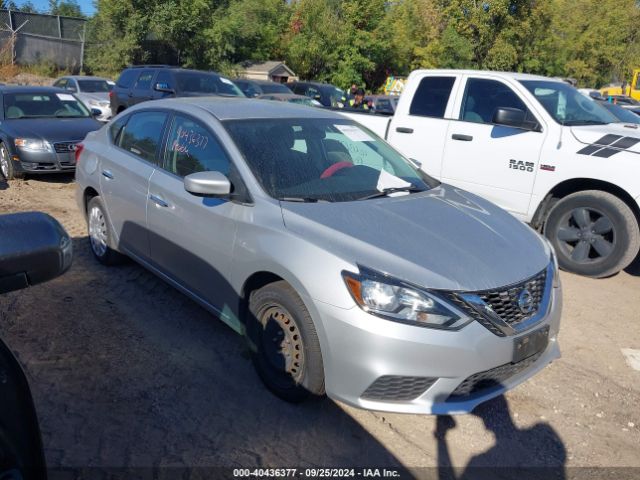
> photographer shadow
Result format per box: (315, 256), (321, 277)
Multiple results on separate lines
(436, 394), (566, 480)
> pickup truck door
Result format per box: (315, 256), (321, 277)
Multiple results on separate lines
(386, 74), (462, 178)
(441, 76), (546, 218)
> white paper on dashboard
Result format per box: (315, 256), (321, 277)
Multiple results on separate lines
(335, 124), (375, 142)
(56, 93), (75, 101)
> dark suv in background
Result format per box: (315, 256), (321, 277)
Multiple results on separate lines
(110, 66), (244, 114)
(232, 78), (293, 97)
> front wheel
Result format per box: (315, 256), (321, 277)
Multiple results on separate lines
(246, 281), (325, 403)
(0, 143), (23, 180)
(544, 190), (640, 278)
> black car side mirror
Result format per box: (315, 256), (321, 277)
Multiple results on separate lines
(90, 108), (101, 117)
(0, 212), (73, 295)
(154, 82), (175, 94)
(492, 107), (527, 129)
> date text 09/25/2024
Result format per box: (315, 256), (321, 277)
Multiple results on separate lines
(233, 468), (402, 478)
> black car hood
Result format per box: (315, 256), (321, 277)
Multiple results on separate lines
(2, 117), (102, 143)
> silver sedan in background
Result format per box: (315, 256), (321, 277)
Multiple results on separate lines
(75, 98), (562, 414)
(53, 76), (114, 122)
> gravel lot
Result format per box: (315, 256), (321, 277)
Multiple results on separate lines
(1, 175), (639, 477)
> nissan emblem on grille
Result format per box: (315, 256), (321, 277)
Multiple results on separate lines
(517, 289), (534, 314)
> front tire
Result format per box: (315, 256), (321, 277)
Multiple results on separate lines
(544, 190), (640, 278)
(86, 196), (125, 266)
(0, 143), (23, 180)
(246, 281), (325, 403)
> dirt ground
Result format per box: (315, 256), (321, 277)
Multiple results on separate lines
(1, 175), (639, 477)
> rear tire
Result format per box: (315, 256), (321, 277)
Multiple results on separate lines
(0, 143), (23, 180)
(544, 190), (640, 278)
(246, 281), (325, 403)
(86, 196), (125, 266)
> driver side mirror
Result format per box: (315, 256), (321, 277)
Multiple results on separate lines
(154, 82), (175, 94)
(90, 108), (101, 117)
(184, 171), (231, 197)
(492, 107), (527, 129)
(0, 212), (72, 295)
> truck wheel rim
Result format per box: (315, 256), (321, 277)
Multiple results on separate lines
(89, 206), (108, 257)
(260, 305), (305, 383)
(556, 207), (615, 264)
(0, 147), (8, 179)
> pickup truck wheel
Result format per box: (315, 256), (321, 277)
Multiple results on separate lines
(87, 197), (125, 266)
(544, 191), (640, 278)
(246, 281), (325, 403)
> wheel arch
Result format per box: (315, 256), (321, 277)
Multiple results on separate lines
(532, 178), (640, 232)
(82, 186), (100, 216)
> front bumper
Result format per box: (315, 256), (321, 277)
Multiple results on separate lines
(13, 144), (78, 174)
(313, 282), (562, 415)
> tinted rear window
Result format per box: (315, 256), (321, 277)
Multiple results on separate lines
(116, 70), (138, 89)
(260, 83), (292, 94)
(409, 77), (456, 118)
(175, 72), (244, 96)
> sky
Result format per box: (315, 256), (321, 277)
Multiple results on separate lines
(13, 0), (96, 16)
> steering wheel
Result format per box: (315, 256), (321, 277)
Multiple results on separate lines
(320, 161), (354, 179)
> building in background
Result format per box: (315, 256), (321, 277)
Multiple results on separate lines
(237, 61), (298, 84)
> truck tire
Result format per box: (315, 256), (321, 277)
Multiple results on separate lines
(86, 196), (125, 266)
(0, 143), (23, 180)
(544, 190), (640, 278)
(246, 281), (325, 403)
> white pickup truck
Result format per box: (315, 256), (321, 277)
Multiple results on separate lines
(341, 69), (640, 278)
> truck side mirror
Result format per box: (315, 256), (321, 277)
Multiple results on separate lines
(0, 212), (73, 295)
(492, 107), (526, 129)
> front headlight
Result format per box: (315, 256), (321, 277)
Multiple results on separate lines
(14, 138), (52, 152)
(342, 267), (471, 330)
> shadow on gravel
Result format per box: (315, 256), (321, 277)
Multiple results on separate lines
(436, 394), (566, 480)
(624, 250), (640, 276)
(23, 173), (75, 185)
(0, 178), (8, 190)
(1, 234), (406, 471)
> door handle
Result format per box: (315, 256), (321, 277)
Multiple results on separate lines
(149, 193), (169, 208)
(101, 169), (114, 179)
(395, 127), (414, 134)
(452, 134), (473, 141)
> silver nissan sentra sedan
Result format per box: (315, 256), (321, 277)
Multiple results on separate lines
(75, 98), (562, 414)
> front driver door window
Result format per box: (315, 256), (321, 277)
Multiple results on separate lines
(147, 114), (240, 321)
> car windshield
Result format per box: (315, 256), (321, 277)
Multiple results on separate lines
(175, 72), (244, 96)
(224, 118), (437, 202)
(599, 102), (640, 124)
(260, 83), (291, 94)
(289, 97), (319, 107)
(77, 79), (112, 93)
(520, 80), (617, 126)
(3, 92), (90, 119)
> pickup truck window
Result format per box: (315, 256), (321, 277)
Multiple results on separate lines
(521, 80), (617, 126)
(224, 118), (436, 202)
(460, 78), (533, 125)
(409, 76), (455, 118)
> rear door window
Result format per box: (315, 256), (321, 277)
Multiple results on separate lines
(134, 70), (155, 91)
(409, 76), (456, 118)
(116, 69), (138, 89)
(118, 111), (168, 163)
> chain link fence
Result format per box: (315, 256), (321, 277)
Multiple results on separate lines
(0, 9), (86, 72)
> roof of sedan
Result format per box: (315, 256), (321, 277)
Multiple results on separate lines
(151, 97), (340, 121)
(0, 85), (66, 93)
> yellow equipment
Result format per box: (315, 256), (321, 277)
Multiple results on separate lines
(600, 69), (640, 101)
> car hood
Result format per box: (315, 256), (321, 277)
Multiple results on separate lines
(76, 92), (110, 103)
(281, 185), (550, 292)
(2, 118), (102, 143)
(570, 125), (640, 154)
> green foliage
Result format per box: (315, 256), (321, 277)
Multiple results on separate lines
(84, 0), (640, 88)
(49, 0), (84, 17)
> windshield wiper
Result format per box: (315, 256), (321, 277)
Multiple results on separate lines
(55, 115), (87, 118)
(357, 186), (424, 201)
(280, 197), (330, 203)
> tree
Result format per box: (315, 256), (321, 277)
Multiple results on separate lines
(49, 0), (85, 17)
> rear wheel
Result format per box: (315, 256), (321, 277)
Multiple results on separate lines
(87, 196), (125, 265)
(544, 190), (640, 278)
(246, 281), (325, 402)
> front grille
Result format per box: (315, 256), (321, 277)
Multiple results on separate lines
(54, 141), (78, 154)
(361, 375), (437, 402)
(448, 351), (543, 400)
(445, 267), (548, 336)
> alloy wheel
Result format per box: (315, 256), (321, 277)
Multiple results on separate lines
(556, 207), (615, 264)
(0, 147), (9, 179)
